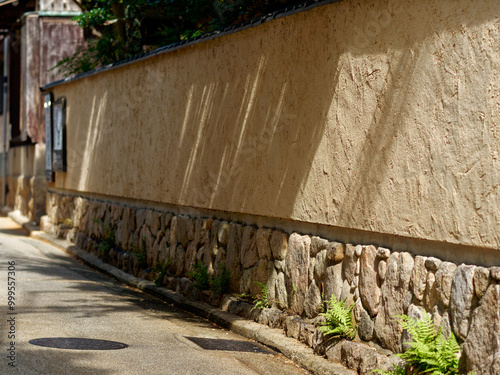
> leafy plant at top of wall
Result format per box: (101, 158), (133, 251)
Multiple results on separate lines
(372, 310), (462, 375)
(56, 0), (311, 76)
(317, 295), (357, 341)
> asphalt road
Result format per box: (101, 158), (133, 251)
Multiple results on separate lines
(0, 217), (309, 375)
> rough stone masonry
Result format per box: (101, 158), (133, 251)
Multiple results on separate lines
(42, 191), (500, 374)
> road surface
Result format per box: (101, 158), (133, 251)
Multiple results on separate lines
(0, 217), (309, 375)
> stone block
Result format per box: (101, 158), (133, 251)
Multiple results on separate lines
(195, 218), (212, 245)
(304, 279), (323, 318)
(226, 223), (243, 292)
(173, 245), (185, 276)
(450, 264), (476, 340)
(359, 245), (381, 316)
(435, 261), (457, 308)
(342, 244), (357, 284)
(376, 247), (391, 260)
(314, 249), (328, 281)
(463, 284), (500, 374)
(160, 212), (172, 234)
(270, 230), (288, 260)
(324, 263), (343, 303)
(359, 307), (375, 341)
(425, 257), (442, 271)
(374, 252), (414, 353)
(256, 228), (272, 259)
(136, 209), (148, 229)
(285, 233), (311, 316)
(249, 259), (272, 296)
(474, 266), (491, 300)
(217, 221), (229, 245)
(326, 241), (345, 263)
(378, 260), (387, 281)
(184, 241), (199, 274)
(310, 236), (329, 257)
(275, 271), (288, 308)
(241, 226), (258, 269)
(411, 256), (427, 301)
(149, 211), (161, 237)
(284, 315), (302, 339)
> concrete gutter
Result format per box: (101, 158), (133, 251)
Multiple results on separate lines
(6, 208), (355, 375)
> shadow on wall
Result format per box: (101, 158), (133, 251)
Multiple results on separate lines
(330, 0), (500, 240)
(56, 0), (500, 230)
(60, 15), (340, 217)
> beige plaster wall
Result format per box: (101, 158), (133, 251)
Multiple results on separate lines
(50, 0), (500, 252)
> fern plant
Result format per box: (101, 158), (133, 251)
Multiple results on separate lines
(152, 259), (170, 286)
(211, 264), (231, 295)
(317, 295), (356, 340)
(132, 237), (148, 268)
(373, 310), (460, 375)
(94, 219), (116, 256)
(252, 281), (270, 311)
(187, 261), (210, 290)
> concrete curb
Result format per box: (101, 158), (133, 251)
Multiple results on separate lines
(7, 211), (355, 375)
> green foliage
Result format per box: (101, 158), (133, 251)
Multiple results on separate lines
(55, 0), (311, 76)
(317, 290), (326, 313)
(211, 264), (231, 295)
(187, 261), (231, 293)
(76, 6), (114, 29)
(152, 259), (170, 286)
(399, 311), (460, 375)
(372, 364), (407, 375)
(252, 281), (270, 311)
(62, 218), (73, 227)
(132, 237), (148, 268)
(94, 219), (116, 255)
(317, 295), (356, 340)
(373, 310), (461, 375)
(51, 39), (100, 77)
(187, 261), (210, 290)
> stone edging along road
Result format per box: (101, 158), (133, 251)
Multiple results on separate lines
(21, 224), (354, 375)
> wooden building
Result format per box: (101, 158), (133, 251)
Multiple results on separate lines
(0, 0), (83, 221)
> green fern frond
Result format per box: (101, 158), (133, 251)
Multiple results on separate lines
(375, 309), (461, 374)
(252, 281), (270, 311)
(395, 310), (460, 375)
(187, 261), (210, 290)
(317, 295), (357, 340)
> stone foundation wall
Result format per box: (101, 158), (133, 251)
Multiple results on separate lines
(42, 191), (500, 374)
(5, 175), (47, 222)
